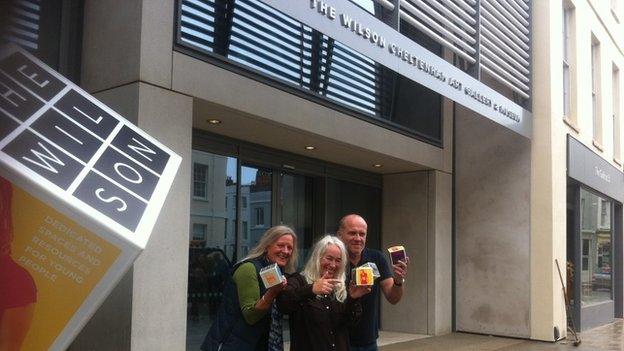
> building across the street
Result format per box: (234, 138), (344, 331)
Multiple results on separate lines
(1, 0), (623, 349)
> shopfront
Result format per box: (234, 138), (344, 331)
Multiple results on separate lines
(567, 135), (624, 331)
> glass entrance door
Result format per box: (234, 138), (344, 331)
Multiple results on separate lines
(279, 172), (314, 265)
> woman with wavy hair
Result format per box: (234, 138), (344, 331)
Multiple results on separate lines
(202, 225), (297, 351)
(278, 235), (370, 351)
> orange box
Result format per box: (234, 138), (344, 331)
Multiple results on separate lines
(353, 266), (374, 286)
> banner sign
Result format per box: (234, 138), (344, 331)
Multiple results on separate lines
(0, 45), (181, 350)
(567, 135), (624, 202)
(257, 0), (533, 138)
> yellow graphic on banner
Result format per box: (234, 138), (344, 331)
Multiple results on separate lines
(3, 183), (121, 351)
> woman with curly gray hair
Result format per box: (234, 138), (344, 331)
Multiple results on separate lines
(277, 235), (371, 351)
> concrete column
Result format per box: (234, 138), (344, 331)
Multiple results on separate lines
(427, 171), (452, 335)
(82, 0), (173, 93)
(530, 0), (568, 341)
(381, 171), (452, 335)
(455, 105), (531, 338)
(130, 83), (192, 350)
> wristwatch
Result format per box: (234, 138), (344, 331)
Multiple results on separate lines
(393, 277), (404, 286)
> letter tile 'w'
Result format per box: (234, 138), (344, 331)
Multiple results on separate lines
(23, 142), (65, 174)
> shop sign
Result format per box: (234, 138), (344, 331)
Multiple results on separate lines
(258, 0), (533, 138)
(0, 45), (181, 350)
(568, 135), (624, 202)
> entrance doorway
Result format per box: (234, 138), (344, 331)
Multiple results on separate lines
(185, 135), (382, 349)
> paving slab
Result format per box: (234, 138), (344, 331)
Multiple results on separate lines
(380, 319), (624, 351)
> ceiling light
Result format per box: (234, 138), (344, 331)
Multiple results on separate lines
(207, 119), (221, 124)
(304, 146), (316, 150)
(373, 164), (382, 168)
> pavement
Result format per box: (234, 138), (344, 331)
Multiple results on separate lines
(379, 319), (624, 351)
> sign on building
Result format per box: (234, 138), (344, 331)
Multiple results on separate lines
(0, 45), (181, 350)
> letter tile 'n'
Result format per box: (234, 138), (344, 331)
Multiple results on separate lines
(111, 126), (169, 175)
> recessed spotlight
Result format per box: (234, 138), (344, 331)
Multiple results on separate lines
(207, 119), (221, 124)
(305, 146), (316, 150)
(373, 164), (382, 168)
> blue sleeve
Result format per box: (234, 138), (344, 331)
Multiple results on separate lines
(376, 250), (392, 280)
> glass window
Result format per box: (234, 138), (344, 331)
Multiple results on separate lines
(193, 163), (208, 198)
(350, 0), (375, 14)
(580, 188), (612, 305)
(591, 35), (602, 143)
(192, 223), (207, 241)
(187, 150), (237, 348)
(613, 65), (621, 160)
(325, 178), (382, 250)
(2, 0), (83, 83)
(562, 5), (573, 119)
(255, 208), (265, 226)
(242, 221), (248, 239)
(242, 165), (272, 247)
(280, 172), (313, 266)
(177, 0), (443, 145)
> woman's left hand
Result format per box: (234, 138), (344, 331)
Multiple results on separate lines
(348, 282), (372, 299)
(266, 278), (288, 298)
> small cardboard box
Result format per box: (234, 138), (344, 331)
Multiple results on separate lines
(259, 263), (285, 289)
(352, 266), (374, 286)
(388, 245), (407, 265)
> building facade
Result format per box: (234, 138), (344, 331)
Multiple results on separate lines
(1, 0), (623, 349)
(532, 0), (624, 334)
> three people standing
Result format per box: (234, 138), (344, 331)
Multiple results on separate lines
(201, 214), (408, 351)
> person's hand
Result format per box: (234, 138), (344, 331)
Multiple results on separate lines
(393, 257), (409, 284)
(348, 281), (371, 299)
(265, 278), (288, 300)
(312, 271), (341, 295)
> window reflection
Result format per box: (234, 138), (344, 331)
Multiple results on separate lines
(580, 189), (612, 305)
(241, 165), (272, 249)
(187, 151), (236, 348)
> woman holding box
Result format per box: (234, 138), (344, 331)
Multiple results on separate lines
(201, 225), (297, 351)
(277, 235), (371, 351)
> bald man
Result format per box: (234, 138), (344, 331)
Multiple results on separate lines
(337, 214), (408, 351)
